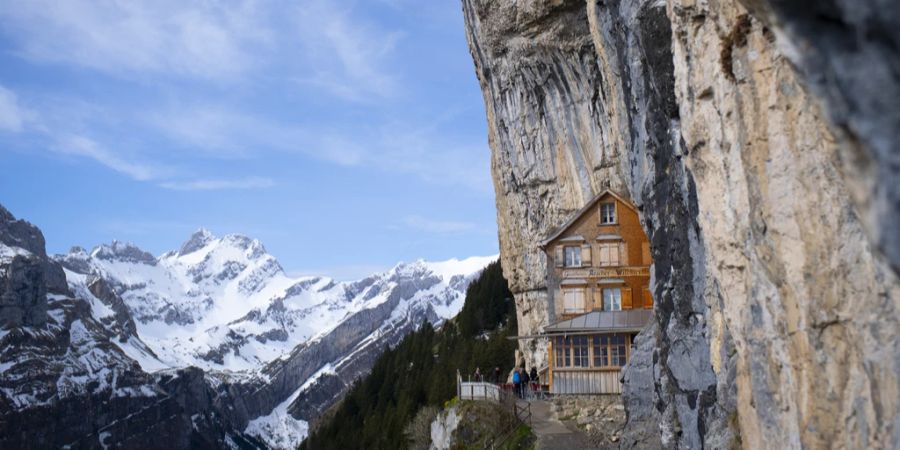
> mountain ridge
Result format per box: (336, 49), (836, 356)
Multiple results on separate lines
(1, 205), (496, 448)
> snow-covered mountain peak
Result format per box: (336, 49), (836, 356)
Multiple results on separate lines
(55, 228), (496, 374)
(178, 227), (215, 256)
(168, 230), (272, 266)
(68, 245), (87, 255)
(221, 234), (268, 259)
(3, 203), (500, 448)
(390, 255), (499, 281)
(89, 240), (157, 265)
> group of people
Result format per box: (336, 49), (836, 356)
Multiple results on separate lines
(470, 366), (541, 399)
(512, 366), (539, 399)
(472, 366), (504, 383)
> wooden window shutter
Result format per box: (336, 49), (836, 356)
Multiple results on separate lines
(581, 244), (592, 266)
(620, 242), (628, 265)
(593, 287), (602, 310)
(622, 288), (633, 309)
(555, 245), (564, 267)
(599, 245), (609, 266)
(642, 242), (651, 265)
(643, 288), (653, 308)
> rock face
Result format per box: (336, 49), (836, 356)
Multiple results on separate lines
(463, 0), (899, 448)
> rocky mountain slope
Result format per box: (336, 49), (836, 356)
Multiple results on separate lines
(463, 0), (898, 448)
(0, 204), (494, 448)
(0, 205), (262, 448)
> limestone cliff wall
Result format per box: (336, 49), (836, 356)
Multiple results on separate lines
(463, 0), (899, 448)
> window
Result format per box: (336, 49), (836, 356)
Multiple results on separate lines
(600, 203), (616, 224)
(557, 336), (589, 368)
(572, 336), (589, 367)
(592, 334), (629, 368)
(564, 246), (582, 267)
(610, 334), (627, 366)
(603, 288), (622, 311)
(563, 288), (586, 314)
(554, 336), (570, 367)
(592, 335), (608, 367)
(597, 243), (620, 267)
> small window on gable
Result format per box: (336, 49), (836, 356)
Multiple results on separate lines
(600, 202), (616, 224)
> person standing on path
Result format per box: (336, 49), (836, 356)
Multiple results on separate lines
(521, 366), (530, 399)
(493, 366), (501, 384)
(512, 368), (521, 398)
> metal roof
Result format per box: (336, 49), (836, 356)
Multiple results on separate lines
(543, 309), (652, 334)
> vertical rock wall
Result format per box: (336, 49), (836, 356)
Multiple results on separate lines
(667, 1), (898, 447)
(463, 0), (899, 448)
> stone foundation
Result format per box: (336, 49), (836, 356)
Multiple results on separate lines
(550, 395), (625, 447)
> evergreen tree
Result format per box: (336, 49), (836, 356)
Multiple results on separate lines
(299, 260), (517, 450)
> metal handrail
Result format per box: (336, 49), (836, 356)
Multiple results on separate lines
(457, 370), (537, 448)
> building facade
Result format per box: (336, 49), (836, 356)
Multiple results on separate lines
(540, 190), (653, 394)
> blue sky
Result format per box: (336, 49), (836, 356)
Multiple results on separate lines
(0, 0), (498, 280)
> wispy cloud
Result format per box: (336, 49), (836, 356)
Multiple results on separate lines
(55, 135), (169, 181)
(368, 120), (493, 193)
(0, 1), (490, 194)
(400, 215), (477, 234)
(292, 0), (403, 101)
(147, 106), (282, 158)
(159, 177), (275, 191)
(0, 0), (269, 81)
(147, 102), (491, 193)
(0, 0), (401, 98)
(0, 85), (28, 132)
(147, 104), (367, 166)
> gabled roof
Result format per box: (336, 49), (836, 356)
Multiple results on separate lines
(543, 309), (652, 334)
(539, 189), (637, 248)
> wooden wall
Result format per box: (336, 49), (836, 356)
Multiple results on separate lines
(551, 369), (622, 394)
(546, 192), (653, 319)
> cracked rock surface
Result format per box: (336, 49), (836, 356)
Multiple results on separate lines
(463, 0), (899, 447)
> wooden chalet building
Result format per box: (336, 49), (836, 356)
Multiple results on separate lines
(539, 190), (653, 394)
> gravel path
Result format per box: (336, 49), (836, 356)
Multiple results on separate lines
(524, 399), (597, 450)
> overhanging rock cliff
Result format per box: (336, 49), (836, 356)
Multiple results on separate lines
(463, 0), (899, 448)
